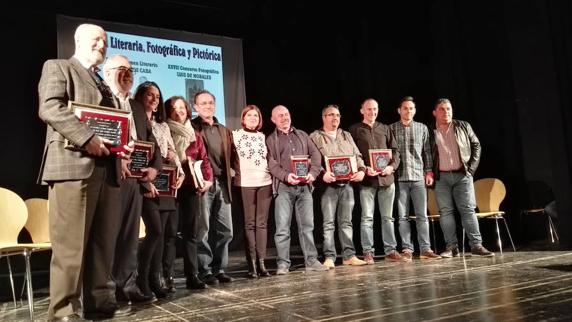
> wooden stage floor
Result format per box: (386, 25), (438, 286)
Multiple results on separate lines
(2, 251), (572, 321)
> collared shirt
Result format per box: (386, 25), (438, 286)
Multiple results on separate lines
(434, 123), (462, 171)
(277, 127), (306, 174)
(390, 121), (432, 181)
(113, 90), (138, 141)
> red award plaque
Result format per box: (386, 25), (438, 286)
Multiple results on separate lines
(128, 140), (155, 178)
(324, 155), (357, 180)
(67, 101), (131, 153)
(291, 155), (310, 183)
(369, 149), (392, 172)
(154, 165), (178, 197)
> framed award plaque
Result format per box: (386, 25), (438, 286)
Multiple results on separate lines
(153, 165), (178, 197)
(291, 155), (310, 182)
(324, 155), (357, 180)
(369, 149), (392, 172)
(67, 101), (131, 153)
(128, 140), (155, 178)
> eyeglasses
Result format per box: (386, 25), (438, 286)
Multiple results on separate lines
(109, 66), (135, 74)
(323, 113), (341, 118)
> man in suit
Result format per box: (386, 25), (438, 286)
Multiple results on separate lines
(38, 24), (130, 321)
(103, 54), (161, 304)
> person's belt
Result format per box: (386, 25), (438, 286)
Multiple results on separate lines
(440, 168), (463, 173)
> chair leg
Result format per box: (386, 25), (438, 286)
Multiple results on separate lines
(6, 256), (18, 309)
(494, 217), (503, 255)
(547, 216), (559, 243)
(501, 217), (516, 252)
(24, 250), (34, 321)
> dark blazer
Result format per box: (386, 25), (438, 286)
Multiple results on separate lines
(38, 57), (118, 184)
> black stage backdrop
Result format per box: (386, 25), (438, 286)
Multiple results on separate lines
(1, 0), (571, 250)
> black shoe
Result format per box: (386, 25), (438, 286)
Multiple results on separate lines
(186, 275), (207, 289)
(49, 313), (82, 322)
(216, 272), (233, 283)
(257, 259), (271, 277)
(150, 276), (168, 299)
(164, 276), (176, 293)
(84, 304), (132, 320)
(126, 287), (156, 305)
(202, 274), (219, 285)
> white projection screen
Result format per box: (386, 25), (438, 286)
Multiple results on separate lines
(56, 15), (246, 129)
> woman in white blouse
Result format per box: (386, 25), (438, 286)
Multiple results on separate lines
(232, 105), (272, 278)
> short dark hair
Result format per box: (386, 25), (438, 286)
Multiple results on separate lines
(165, 95), (192, 122)
(434, 98), (451, 109)
(321, 104), (340, 115)
(194, 90), (216, 104)
(240, 105), (263, 130)
(399, 96), (415, 107)
(134, 81), (166, 123)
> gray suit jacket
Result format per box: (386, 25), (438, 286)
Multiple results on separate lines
(38, 57), (118, 184)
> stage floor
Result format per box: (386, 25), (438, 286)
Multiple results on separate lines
(3, 251), (572, 321)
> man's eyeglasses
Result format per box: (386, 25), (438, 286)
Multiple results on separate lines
(323, 113), (341, 118)
(109, 66), (135, 74)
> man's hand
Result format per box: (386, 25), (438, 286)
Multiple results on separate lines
(121, 159), (132, 179)
(350, 170), (365, 182)
(85, 135), (110, 157)
(286, 173), (301, 185)
(197, 180), (213, 193)
(366, 166), (380, 177)
(304, 173), (316, 184)
(144, 183), (159, 198)
(425, 173), (434, 186)
(322, 171), (336, 183)
(139, 167), (158, 183)
(381, 165), (394, 176)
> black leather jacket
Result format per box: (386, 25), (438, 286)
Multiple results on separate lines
(429, 119), (481, 179)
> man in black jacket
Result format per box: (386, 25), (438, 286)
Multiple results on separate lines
(430, 98), (493, 258)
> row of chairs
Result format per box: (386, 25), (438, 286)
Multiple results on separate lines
(0, 187), (148, 321)
(0, 188), (50, 321)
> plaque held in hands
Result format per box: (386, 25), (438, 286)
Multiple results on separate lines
(128, 140), (155, 178)
(368, 149), (392, 172)
(324, 155), (357, 180)
(291, 155), (310, 183)
(153, 165), (178, 197)
(66, 101), (131, 153)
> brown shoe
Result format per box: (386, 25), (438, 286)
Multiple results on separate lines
(420, 250), (442, 260)
(363, 252), (375, 265)
(401, 251), (413, 262)
(384, 251), (404, 262)
(471, 246), (495, 257)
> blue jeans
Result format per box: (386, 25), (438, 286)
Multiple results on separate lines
(396, 180), (432, 252)
(274, 182), (319, 268)
(197, 178), (233, 277)
(434, 172), (482, 248)
(321, 184), (356, 260)
(360, 184), (396, 255)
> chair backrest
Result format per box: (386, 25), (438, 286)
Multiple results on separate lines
(427, 188), (439, 216)
(0, 187), (28, 244)
(474, 178), (506, 212)
(24, 198), (50, 243)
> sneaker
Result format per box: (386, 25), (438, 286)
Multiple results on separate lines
(323, 257), (336, 269)
(471, 246), (495, 257)
(439, 247), (460, 258)
(420, 250), (442, 260)
(306, 260), (328, 272)
(276, 265), (289, 275)
(363, 252), (375, 265)
(343, 256), (367, 266)
(384, 250), (404, 262)
(401, 251), (413, 262)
